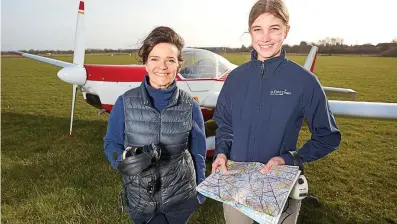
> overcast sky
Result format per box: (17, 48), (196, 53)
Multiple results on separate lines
(2, 0), (396, 51)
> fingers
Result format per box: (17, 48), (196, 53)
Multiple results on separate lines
(260, 164), (271, 174)
(211, 155), (228, 174)
(211, 162), (219, 174)
(260, 156), (286, 174)
(220, 161), (228, 174)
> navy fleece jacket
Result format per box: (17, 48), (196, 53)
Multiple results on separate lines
(104, 76), (206, 203)
(214, 49), (341, 165)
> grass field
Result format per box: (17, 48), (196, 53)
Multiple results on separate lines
(2, 53), (397, 224)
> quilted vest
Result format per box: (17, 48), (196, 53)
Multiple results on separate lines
(121, 82), (196, 219)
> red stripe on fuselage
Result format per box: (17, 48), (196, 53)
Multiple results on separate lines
(85, 64), (147, 82)
(79, 1), (84, 10)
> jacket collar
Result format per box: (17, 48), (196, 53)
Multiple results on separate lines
(140, 76), (180, 108)
(250, 48), (287, 75)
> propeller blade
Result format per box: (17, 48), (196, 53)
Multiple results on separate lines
(73, 0), (85, 66)
(69, 84), (78, 139)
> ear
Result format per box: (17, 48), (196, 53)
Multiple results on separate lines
(177, 61), (184, 73)
(144, 63), (149, 73)
(284, 25), (290, 39)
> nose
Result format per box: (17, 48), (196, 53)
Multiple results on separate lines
(262, 31), (271, 42)
(159, 60), (168, 70)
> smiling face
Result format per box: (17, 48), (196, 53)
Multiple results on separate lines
(145, 42), (181, 89)
(250, 12), (290, 61)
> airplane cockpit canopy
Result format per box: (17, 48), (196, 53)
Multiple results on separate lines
(179, 48), (237, 79)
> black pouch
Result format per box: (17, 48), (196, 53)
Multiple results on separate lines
(117, 143), (162, 176)
(117, 152), (152, 176)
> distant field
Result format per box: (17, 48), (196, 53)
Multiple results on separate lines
(2, 54), (397, 224)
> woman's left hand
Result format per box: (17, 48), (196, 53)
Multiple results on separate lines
(260, 156), (285, 174)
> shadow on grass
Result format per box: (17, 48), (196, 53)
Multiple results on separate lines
(1, 112), (131, 223)
(3, 112), (387, 224)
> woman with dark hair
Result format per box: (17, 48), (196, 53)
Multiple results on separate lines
(104, 26), (206, 224)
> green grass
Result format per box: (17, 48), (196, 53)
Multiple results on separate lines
(2, 54), (397, 224)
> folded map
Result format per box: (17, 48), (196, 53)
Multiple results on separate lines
(196, 161), (301, 224)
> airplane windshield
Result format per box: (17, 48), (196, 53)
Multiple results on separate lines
(180, 48), (236, 79)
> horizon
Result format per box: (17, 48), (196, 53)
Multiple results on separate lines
(3, 41), (394, 53)
(2, 0), (396, 51)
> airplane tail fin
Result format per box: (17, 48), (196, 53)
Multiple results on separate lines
(304, 46), (356, 99)
(303, 46), (318, 72)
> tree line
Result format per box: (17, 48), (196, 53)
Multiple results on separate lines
(3, 37), (397, 57)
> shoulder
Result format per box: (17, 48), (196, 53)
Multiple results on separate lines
(228, 61), (252, 78)
(223, 61), (254, 86)
(177, 89), (196, 109)
(123, 85), (142, 98)
(284, 60), (322, 87)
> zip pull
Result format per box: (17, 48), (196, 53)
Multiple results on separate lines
(261, 63), (265, 78)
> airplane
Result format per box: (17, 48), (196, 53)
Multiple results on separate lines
(13, 0), (397, 158)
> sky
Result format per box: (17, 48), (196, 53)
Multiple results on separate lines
(2, 0), (397, 51)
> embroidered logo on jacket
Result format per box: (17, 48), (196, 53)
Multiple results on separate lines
(270, 89), (291, 96)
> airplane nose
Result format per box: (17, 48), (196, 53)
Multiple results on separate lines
(57, 66), (87, 85)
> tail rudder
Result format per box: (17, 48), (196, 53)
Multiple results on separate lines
(303, 46), (318, 72)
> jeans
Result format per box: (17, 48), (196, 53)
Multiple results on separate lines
(130, 195), (199, 224)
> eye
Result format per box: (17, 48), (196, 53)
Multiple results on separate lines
(253, 28), (261, 32)
(150, 58), (158, 62)
(271, 27), (280, 31)
(168, 59), (176, 63)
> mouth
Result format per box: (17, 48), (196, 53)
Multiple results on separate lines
(154, 73), (169, 77)
(259, 44), (274, 49)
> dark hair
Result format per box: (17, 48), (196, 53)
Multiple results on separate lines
(249, 0), (289, 30)
(138, 26), (184, 65)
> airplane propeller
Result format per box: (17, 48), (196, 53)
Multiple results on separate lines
(56, 0), (87, 139)
(67, 0), (87, 139)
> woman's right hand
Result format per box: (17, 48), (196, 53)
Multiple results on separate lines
(211, 153), (228, 174)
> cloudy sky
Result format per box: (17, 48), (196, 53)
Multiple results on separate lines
(2, 0), (396, 51)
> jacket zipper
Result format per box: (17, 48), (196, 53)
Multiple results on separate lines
(157, 110), (162, 212)
(146, 106), (162, 213)
(251, 63), (265, 160)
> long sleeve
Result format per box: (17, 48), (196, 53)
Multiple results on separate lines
(281, 76), (341, 164)
(104, 96), (125, 169)
(189, 100), (207, 203)
(213, 74), (234, 159)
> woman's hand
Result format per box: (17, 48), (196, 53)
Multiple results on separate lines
(260, 156), (285, 174)
(211, 153), (228, 174)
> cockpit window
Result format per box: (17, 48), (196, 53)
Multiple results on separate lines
(179, 48), (236, 79)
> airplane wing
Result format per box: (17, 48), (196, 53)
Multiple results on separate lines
(201, 92), (397, 120)
(328, 101), (397, 120)
(322, 87), (356, 98)
(12, 51), (72, 68)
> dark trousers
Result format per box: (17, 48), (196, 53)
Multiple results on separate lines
(130, 195), (199, 224)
